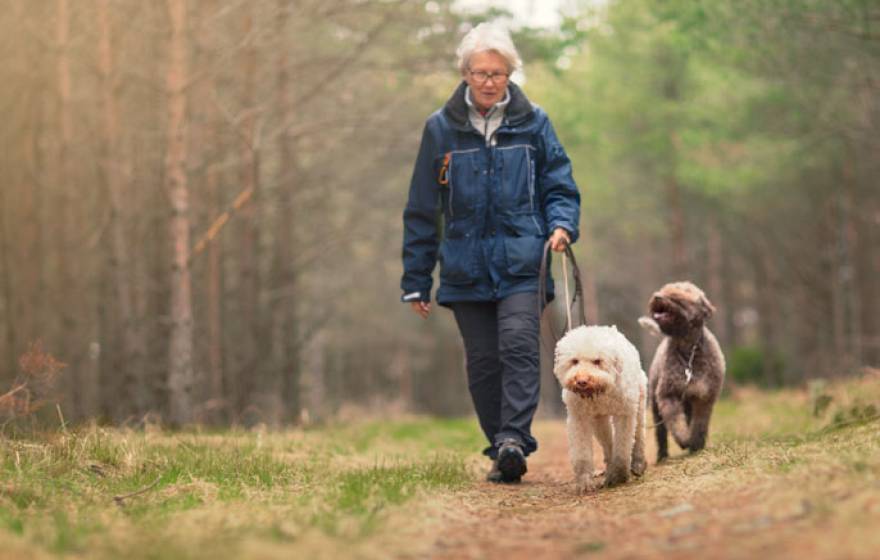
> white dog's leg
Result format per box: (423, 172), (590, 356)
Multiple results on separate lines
(606, 413), (636, 487)
(593, 415), (613, 471)
(631, 385), (647, 476)
(567, 407), (597, 493)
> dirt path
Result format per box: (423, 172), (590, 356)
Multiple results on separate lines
(425, 421), (880, 560)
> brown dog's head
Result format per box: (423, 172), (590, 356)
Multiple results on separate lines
(648, 281), (715, 337)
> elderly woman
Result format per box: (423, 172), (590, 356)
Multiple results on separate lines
(400, 24), (580, 483)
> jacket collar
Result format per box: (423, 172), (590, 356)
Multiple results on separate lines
(465, 86), (510, 115)
(442, 80), (535, 131)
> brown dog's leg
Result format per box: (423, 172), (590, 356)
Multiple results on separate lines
(657, 396), (690, 450)
(685, 400), (714, 452)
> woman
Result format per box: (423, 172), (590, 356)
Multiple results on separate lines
(400, 23), (580, 483)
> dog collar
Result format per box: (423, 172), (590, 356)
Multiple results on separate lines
(679, 331), (704, 384)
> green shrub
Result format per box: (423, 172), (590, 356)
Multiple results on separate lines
(728, 345), (785, 386)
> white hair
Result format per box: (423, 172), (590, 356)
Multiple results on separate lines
(456, 23), (522, 75)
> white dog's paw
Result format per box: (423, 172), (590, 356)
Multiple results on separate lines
(575, 476), (600, 494)
(603, 464), (631, 488)
(631, 457), (647, 477)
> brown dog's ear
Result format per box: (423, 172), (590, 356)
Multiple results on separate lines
(699, 294), (716, 319)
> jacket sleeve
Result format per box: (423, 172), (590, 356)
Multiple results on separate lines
(400, 120), (441, 302)
(537, 114), (581, 243)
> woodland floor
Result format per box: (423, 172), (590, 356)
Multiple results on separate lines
(0, 373), (878, 559)
(425, 418), (880, 560)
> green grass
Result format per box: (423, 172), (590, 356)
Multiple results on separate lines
(663, 374), (880, 499)
(0, 374), (878, 559)
(313, 456), (469, 535)
(0, 417), (481, 558)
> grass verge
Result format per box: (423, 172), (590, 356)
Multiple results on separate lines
(0, 417), (480, 558)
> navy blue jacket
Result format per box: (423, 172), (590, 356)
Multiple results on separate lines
(401, 81), (580, 307)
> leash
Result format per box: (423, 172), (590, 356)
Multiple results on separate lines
(539, 241), (666, 432)
(561, 251), (573, 332)
(538, 239), (587, 353)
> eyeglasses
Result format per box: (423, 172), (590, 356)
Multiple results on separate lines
(468, 70), (510, 85)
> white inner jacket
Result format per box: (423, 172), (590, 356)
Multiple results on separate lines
(465, 86), (511, 147)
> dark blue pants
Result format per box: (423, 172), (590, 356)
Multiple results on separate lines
(451, 291), (541, 459)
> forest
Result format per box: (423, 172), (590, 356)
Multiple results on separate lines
(1, 0), (877, 426)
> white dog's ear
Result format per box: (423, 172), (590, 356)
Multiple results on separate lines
(609, 356), (624, 377)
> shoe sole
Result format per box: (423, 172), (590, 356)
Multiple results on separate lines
(496, 448), (527, 483)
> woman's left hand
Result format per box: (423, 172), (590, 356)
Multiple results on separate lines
(549, 228), (570, 252)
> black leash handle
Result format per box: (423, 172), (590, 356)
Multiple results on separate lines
(538, 240), (587, 351)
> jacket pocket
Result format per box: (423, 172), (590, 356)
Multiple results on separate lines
(448, 149), (480, 217)
(503, 212), (545, 238)
(498, 145), (535, 211)
(504, 236), (545, 277)
(439, 235), (479, 285)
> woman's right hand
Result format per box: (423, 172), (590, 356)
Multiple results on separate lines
(410, 301), (431, 319)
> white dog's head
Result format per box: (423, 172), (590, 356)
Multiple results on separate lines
(553, 325), (634, 399)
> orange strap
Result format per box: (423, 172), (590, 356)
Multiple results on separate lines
(437, 152), (450, 185)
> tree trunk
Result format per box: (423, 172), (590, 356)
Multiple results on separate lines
(755, 249), (781, 384)
(98, 0), (146, 418)
(706, 214), (728, 347)
(18, 103), (44, 358)
(665, 176), (688, 279)
(273, 0), (303, 423)
(165, 0), (194, 425)
(840, 162), (862, 367)
(579, 237), (600, 326)
(857, 186), (880, 366)
(206, 165), (224, 417)
(193, 0), (225, 423)
(637, 238), (660, 362)
(300, 329), (326, 424)
(0, 180), (17, 380)
(828, 191), (851, 376)
(55, 0), (85, 415)
(236, 7), (262, 420)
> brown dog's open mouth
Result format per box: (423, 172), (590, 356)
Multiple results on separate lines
(650, 298), (680, 323)
(652, 310), (672, 322)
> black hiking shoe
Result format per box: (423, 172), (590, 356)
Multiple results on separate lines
(496, 439), (527, 483)
(486, 459), (503, 483)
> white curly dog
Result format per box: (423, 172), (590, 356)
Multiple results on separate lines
(553, 325), (648, 492)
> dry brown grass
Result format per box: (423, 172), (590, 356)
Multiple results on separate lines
(0, 376), (877, 559)
(428, 373), (880, 560)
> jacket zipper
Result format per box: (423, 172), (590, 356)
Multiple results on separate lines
(498, 144), (541, 235)
(528, 151), (541, 234)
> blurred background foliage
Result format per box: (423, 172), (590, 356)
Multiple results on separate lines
(0, 0), (877, 425)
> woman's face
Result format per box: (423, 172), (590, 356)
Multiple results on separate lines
(464, 50), (510, 112)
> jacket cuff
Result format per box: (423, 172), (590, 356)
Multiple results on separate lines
(549, 222), (579, 243)
(401, 291), (431, 303)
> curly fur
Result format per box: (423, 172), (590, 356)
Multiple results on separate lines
(646, 281), (726, 462)
(553, 325), (648, 492)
